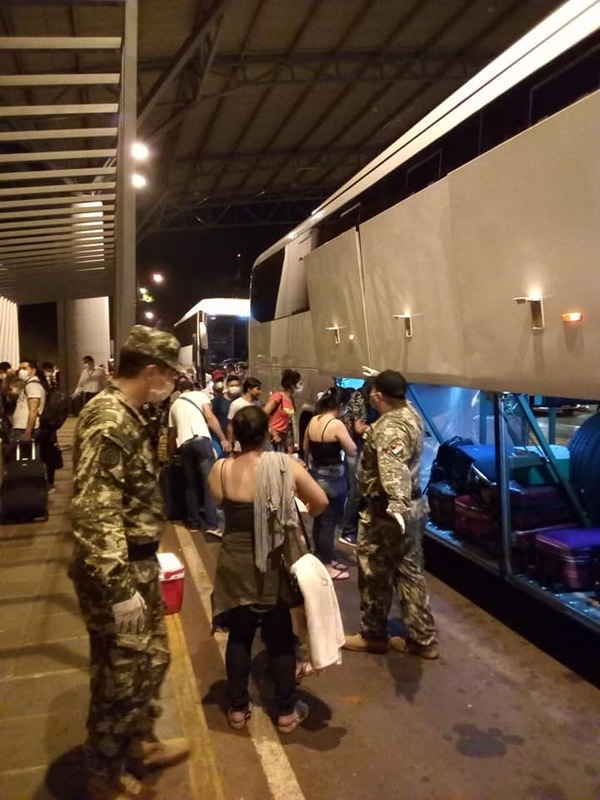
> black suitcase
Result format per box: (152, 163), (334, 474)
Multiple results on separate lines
(159, 457), (186, 521)
(1, 442), (48, 523)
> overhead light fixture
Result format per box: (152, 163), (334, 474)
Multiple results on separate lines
(131, 142), (150, 161)
(144, 310), (155, 321)
(151, 272), (164, 284)
(132, 173), (147, 189)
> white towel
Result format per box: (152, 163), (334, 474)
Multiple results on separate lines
(291, 554), (345, 671)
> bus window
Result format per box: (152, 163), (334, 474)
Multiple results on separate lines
(250, 250), (284, 322)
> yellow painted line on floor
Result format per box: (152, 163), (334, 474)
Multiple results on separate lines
(166, 611), (225, 800)
(175, 524), (306, 800)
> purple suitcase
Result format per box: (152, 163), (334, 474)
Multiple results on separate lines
(454, 496), (496, 543)
(512, 524), (573, 571)
(535, 528), (600, 590)
(427, 481), (458, 530)
(509, 483), (573, 530)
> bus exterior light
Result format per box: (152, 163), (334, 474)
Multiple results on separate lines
(561, 311), (583, 323)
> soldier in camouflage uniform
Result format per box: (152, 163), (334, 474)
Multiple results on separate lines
(343, 370), (438, 659)
(69, 326), (189, 800)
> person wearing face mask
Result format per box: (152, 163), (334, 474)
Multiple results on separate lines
(263, 369), (303, 453)
(69, 325), (190, 800)
(72, 355), (107, 407)
(168, 377), (231, 536)
(343, 370), (438, 660)
(227, 376), (262, 447)
(12, 359), (47, 446)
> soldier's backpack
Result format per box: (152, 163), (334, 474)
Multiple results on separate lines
(39, 387), (69, 431)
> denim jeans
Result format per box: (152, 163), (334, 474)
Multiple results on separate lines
(310, 464), (347, 564)
(179, 436), (218, 529)
(341, 450), (362, 538)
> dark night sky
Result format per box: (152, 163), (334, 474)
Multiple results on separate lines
(137, 224), (288, 329)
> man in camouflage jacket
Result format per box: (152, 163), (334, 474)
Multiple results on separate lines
(343, 369), (438, 660)
(69, 326), (189, 800)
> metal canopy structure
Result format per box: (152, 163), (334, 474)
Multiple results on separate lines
(0, 0), (565, 305)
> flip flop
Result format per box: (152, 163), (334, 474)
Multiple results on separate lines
(227, 703), (253, 730)
(328, 566), (350, 581)
(331, 560), (348, 571)
(277, 701), (309, 734)
(295, 661), (318, 683)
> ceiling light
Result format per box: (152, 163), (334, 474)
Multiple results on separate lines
(132, 173), (147, 189)
(131, 142), (150, 161)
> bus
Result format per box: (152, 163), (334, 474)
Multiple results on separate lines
(174, 297), (250, 384)
(248, 0), (600, 633)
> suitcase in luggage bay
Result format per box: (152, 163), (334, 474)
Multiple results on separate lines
(510, 444), (570, 486)
(509, 483), (573, 530)
(427, 481), (458, 530)
(454, 495), (497, 543)
(450, 444), (497, 495)
(535, 528), (600, 591)
(512, 524), (573, 572)
(159, 457), (186, 521)
(1, 442), (48, 523)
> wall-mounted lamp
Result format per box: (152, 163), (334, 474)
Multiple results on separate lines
(513, 296), (544, 330)
(561, 311), (583, 323)
(392, 313), (413, 338)
(348, 334), (356, 341)
(325, 325), (346, 345)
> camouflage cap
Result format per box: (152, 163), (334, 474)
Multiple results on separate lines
(123, 325), (181, 369)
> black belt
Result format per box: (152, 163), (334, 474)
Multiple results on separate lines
(367, 489), (422, 512)
(127, 541), (159, 561)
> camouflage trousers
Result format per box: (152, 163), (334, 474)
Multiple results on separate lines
(357, 506), (437, 646)
(70, 561), (170, 779)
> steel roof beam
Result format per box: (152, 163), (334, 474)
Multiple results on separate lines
(0, 74), (120, 87)
(0, 128), (117, 142)
(138, 0), (232, 129)
(0, 104), (118, 117)
(0, 37), (121, 50)
(0, 149), (117, 163)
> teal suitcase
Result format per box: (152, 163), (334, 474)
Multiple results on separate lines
(510, 445), (570, 486)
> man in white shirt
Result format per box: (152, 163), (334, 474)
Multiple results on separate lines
(72, 355), (107, 406)
(12, 359), (46, 443)
(227, 377), (262, 445)
(167, 378), (231, 536)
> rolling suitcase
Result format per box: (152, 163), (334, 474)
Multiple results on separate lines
(159, 456), (186, 521)
(512, 524), (573, 572)
(1, 442), (48, 523)
(535, 528), (600, 591)
(510, 444), (570, 486)
(509, 483), (573, 530)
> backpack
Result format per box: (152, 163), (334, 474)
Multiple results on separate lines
(40, 387), (69, 431)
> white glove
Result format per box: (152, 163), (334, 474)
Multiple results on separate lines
(112, 591), (147, 634)
(386, 508), (406, 533)
(361, 365), (380, 377)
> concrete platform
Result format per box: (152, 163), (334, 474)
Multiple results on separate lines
(1, 420), (598, 800)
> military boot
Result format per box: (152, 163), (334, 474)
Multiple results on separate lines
(87, 771), (142, 800)
(342, 633), (389, 654)
(128, 737), (190, 771)
(389, 636), (439, 660)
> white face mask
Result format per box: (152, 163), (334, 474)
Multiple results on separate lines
(18, 368), (30, 381)
(213, 381), (224, 391)
(148, 377), (174, 404)
(294, 383), (304, 394)
(228, 385), (242, 396)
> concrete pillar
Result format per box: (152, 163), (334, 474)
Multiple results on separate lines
(59, 297), (111, 395)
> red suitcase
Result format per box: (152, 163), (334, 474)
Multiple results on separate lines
(454, 496), (496, 543)
(509, 483), (573, 530)
(535, 528), (600, 591)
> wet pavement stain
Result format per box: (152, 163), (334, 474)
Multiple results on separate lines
(451, 723), (525, 757)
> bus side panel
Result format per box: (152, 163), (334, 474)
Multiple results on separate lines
(451, 89), (600, 399)
(359, 179), (468, 385)
(248, 316), (272, 381)
(304, 228), (370, 376)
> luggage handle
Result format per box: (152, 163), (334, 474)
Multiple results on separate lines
(16, 441), (37, 461)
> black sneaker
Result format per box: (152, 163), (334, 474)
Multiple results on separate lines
(338, 534), (357, 548)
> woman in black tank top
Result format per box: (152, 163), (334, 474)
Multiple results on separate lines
(208, 406), (328, 734)
(304, 387), (357, 581)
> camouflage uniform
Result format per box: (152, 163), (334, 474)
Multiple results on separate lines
(357, 401), (437, 646)
(68, 327), (178, 780)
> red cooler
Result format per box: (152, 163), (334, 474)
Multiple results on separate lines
(157, 552), (185, 615)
